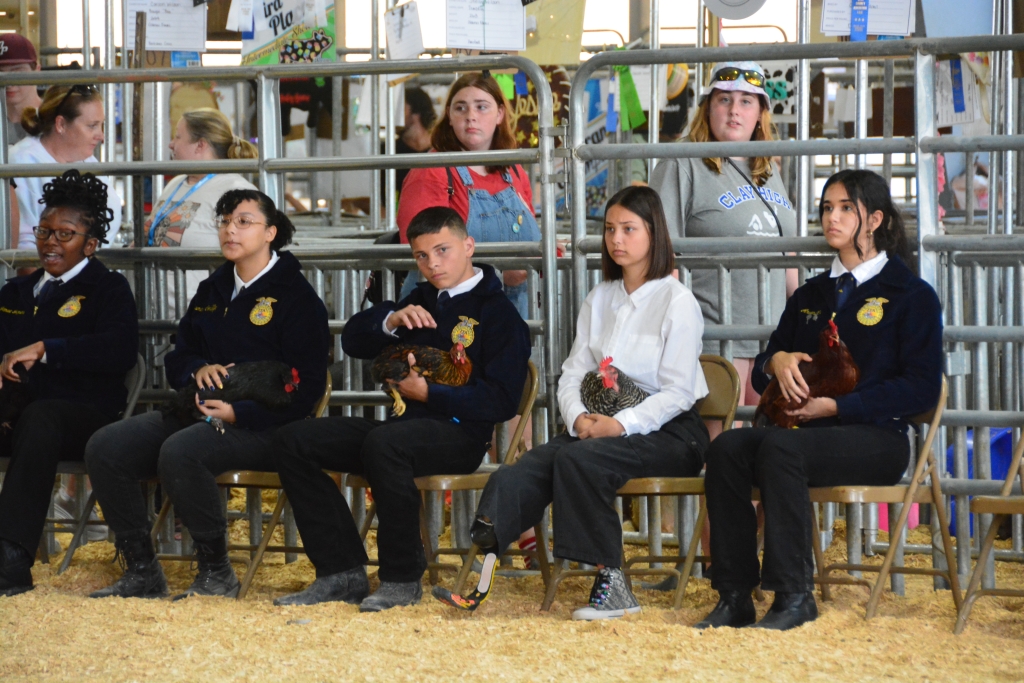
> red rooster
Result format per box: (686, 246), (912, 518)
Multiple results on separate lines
(371, 343), (472, 416)
(580, 356), (649, 417)
(754, 317), (860, 429)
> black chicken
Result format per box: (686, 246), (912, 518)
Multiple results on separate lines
(580, 356), (649, 417)
(0, 364), (32, 432)
(165, 360), (300, 433)
(754, 317), (860, 429)
(370, 343), (472, 417)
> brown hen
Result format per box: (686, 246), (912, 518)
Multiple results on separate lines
(371, 343), (472, 416)
(754, 317), (860, 429)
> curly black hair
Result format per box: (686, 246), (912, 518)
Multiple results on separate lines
(38, 170), (115, 244)
(214, 189), (295, 251)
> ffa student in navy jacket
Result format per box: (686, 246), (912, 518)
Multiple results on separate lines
(270, 206), (530, 613)
(0, 170), (138, 597)
(698, 169), (943, 631)
(86, 189), (329, 601)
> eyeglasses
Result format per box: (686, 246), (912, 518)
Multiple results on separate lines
(33, 226), (89, 242)
(217, 215), (267, 230)
(710, 67), (765, 89)
(55, 84), (99, 115)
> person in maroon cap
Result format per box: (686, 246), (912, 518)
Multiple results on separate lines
(0, 33), (42, 146)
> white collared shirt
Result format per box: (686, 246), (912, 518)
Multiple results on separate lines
(559, 276), (709, 437)
(232, 251), (280, 300)
(33, 256), (90, 297)
(830, 250), (888, 287)
(383, 267), (483, 336)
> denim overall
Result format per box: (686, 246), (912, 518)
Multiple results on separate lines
(399, 166), (541, 319)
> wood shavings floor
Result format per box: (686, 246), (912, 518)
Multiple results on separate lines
(2, 514), (1022, 682)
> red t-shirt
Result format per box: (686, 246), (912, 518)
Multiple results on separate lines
(396, 163), (534, 243)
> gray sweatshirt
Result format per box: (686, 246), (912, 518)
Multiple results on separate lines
(649, 156), (796, 357)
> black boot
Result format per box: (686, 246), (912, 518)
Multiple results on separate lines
(753, 591), (818, 631)
(90, 531), (168, 599)
(173, 534), (239, 601)
(0, 537), (34, 597)
(694, 589), (756, 629)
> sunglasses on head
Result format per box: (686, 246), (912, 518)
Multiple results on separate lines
(55, 84), (99, 114)
(711, 67), (765, 89)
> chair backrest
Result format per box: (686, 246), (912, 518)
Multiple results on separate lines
(121, 353), (147, 420)
(696, 355), (741, 432)
(905, 375), (948, 476)
(313, 369), (333, 418)
(500, 360), (539, 465)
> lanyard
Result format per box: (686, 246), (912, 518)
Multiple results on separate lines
(147, 174), (215, 246)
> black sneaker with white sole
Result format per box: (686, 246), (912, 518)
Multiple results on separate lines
(572, 567), (641, 621)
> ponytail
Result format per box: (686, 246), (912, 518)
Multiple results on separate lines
(227, 135), (259, 160)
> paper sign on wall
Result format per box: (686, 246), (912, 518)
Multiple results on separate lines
(127, 0), (208, 52)
(820, 0), (914, 37)
(936, 57), (980, 127)
(385, 2), (424, 61)
(446, 0), (525, 52)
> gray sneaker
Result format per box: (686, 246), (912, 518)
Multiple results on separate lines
(571, 568), (642, 621)
(274, 567), (370, 606)
(358, 580), (422, 613)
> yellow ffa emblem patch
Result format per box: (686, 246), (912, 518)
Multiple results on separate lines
(451, 316), (479, 347)
(857, 297), (888, 326)
(249, 297), (277, 326)
(57, 296), (85, 318)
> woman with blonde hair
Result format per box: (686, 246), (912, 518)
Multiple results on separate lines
(144, 108), (259, 305)
(11, 85), (123, 252)
(650, 62), (797, 424)
(395, 72), (538, 318)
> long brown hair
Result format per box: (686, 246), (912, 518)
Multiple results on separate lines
(688, 90), (776, 186)
(431, 72), (517, 174)
(22, 85), (103, 138)
(601, 186), (675, 283)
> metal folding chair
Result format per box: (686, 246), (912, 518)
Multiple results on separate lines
(953, 429), (1024, 634)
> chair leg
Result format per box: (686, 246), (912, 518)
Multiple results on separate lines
(359, 501), (377, 542)
(930, 469), (963, 613)
(58, 491), (97, 575)
(150, 496), (173, 544)
(533, 524), (552, 589)
(453, 543), (479, 594)
(237, 491), (288, 600)
(541, 558), (566, 611)
(419, 500), (439, 585)
(865, 487), (918, 619)
(953, 514), (1004, 634)
(809, 501), (832, 602)
(674, 499), (707, 610)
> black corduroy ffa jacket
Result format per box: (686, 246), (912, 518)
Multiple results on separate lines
(0, 258), (138, 420)
(342, 263), (531, 447)
(165, 251), (330, 432)
(753, 255), (943, 432)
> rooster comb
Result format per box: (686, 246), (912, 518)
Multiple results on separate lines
(599, 357), (614, 371)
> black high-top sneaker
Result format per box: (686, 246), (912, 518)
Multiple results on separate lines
(572, 567), (642, 621)
(172, 535), (239, 601)
(89, 531), (168, 599)
(0, 537), (34, 597)
(433, 516), (500, 612)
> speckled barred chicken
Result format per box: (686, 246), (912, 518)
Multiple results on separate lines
(580, 357), (649, 417)
(371, 343), (472, 417)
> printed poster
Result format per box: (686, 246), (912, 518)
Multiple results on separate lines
(241, 0), (336, 66)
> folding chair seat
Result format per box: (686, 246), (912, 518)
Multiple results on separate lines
(954, 431), (1024, 634)
(541, 355), (741, 611)
(805, 376), (961, 619)
(152, 370), (333, 599)
(6, 353), (146, 574)
(346, 361), (546, 593)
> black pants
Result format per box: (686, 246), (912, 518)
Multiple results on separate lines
(272, 417), (484, 583)
(705, 425), (911, 594)
(0, 400), (112, 554)
(476, 408), (709, 568)
(85, 411), (275, 540)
